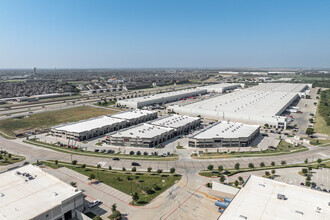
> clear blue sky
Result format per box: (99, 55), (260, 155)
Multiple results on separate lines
(0, 0), (329, 68)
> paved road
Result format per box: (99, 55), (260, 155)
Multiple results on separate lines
(1, 137), (330, 173)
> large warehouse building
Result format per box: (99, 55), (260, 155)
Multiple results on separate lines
(150, 114), (201, 136)
(110, 114), (200, 147)
(116, 88), (207, 109)
(110, 123), (175, 147)
(198, 83), (242, 93)
(189, 121), (260, 148)
(219, 175), (330, 220)
(0, 165), (85, 220)
(169, 83), (309, 128)
(51, 110), (158, 141)
(51, 116), (127, 141)
(110, 109), (157, 126)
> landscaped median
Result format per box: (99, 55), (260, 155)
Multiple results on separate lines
(24, 138), (179, 161)
(191, 140), (308, 159)
(0, 150), (25, 165)
(38, 160), (181, 205)
(199, 158), (330, 178)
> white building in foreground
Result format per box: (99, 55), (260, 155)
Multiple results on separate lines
(219, 175), (330, 220)
(189, 121), (260, 148)
(0, 165), (85, 220)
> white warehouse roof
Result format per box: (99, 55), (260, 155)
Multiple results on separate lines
(111, 123), (174, 139)
(191, 121), (259, 139)
(150, 114), (199, 129)
(111, 109), (155, 120)
(169, 83), (309, 126)
(220, 175), (330, 220)
(53, 116), (125, 133)
(117, 88), (207, 108)
(0, 165), (81, 220)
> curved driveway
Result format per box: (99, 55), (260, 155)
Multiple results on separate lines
(1, 136), (330, 173)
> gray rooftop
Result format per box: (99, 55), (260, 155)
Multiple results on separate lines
(150, 114), (199, 129)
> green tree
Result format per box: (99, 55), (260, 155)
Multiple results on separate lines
(306, 176), (311, 181)
(81, 164), (86, 169)
(271, 161), (275, 166)
(271, 169), (276, 175)
(260, 162), (265, 167)
(109, 211), (121, 220)
(302, 168), (308, 176)
(317, 158), (322, 164)
(220, 175), (226, 183)
(248, 163), (254, 169)
(109, 165), (112, 170)
(157, 169), (163, 174)
(89, 173), (96, 180)
(218, 165), (223, 173)
(93, 216), (102, 220)
(55, 160), (58, 165)
(170, 167), (176, 174)
(238, 176), (244, 184)
(234, 163), (240, 170)
(304, 158), (308, 164)
(308, 166), (312, 172)
(265, 171), (270, 176)
(70, 182), (77, 187)
(132, 192), (139, 203)
(111, 204), (117, 213)
(72, 160), (77, 165)
(132, 167), (137, 172)
(305, 128), (314, 136)
(234, 180), (239, 187)
(207, 164), (214, 171)
(122, 167), (126, 171)
(147, 167), (152, 172)
(281, 160), (286, 165)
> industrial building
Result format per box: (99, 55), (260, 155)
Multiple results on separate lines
(116, 88), (207, 109)
(219, 175), (330, 220)
(188, 121), (260, 148)
(169, 83), (309, 128)
(0, 165), (85, 220)
(110, 123), (175, 147)
(198, 83), (242, 93)
(51, 116), (126, 141)
(149, 114), (201, 136)
(110, 109), (157, 126)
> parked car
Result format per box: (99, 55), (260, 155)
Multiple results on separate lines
(89, 199), (101, 208)
(94, 149), (99, 152)
(131, 162), (140, 166)
(112, 157), (120, 161)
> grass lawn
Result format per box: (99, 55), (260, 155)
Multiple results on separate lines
(192, 141), (308, 159)
(0, 151), (25, 165)
(40, 161), (181, 205)
(0, 106), (117, 136)
(314, 89), (330, 136)
(24, 139), (179, 161)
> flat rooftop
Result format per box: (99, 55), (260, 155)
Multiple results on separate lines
(119, 88), (206, 104)
(150, 114), (199, 129)
(220, 175), (330, 220)
(0, 165), (81, 220)
(191, 121), (259, 139)
(172, 83), (308, 117)
(111, 123), (174, 139)
(111, 109), (155, 120)
(53, 116), (125, 133)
